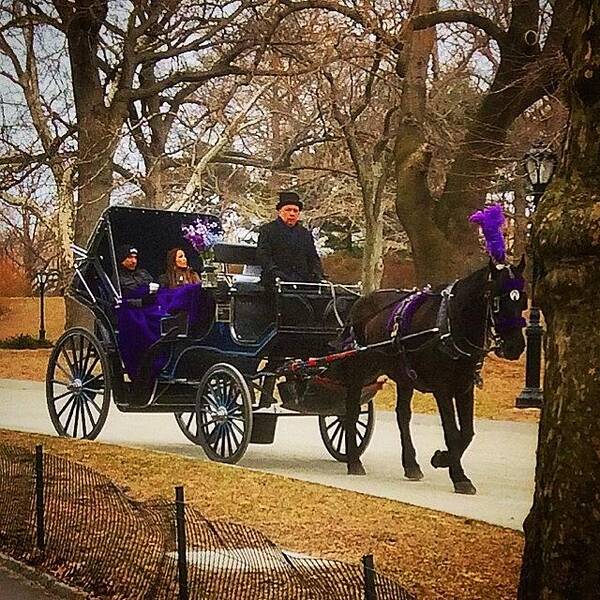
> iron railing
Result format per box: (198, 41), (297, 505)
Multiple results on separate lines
(0, 443), (415, 599)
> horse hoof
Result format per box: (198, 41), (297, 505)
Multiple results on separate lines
(431, 450), (450, 469)
(347, 463), (366, 476)
(454, 481), (477, 495)
(404, 466), (424, 481)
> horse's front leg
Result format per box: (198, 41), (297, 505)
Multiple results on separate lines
(395, 383), (423, 480)
(455, 384), (475, 458)
(432, 390), (476, 495)
(345, 385), (366, 475)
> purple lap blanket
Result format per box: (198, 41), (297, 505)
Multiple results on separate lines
(116, 283), (206, 380)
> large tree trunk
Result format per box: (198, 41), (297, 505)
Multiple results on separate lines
(58, 0), (126, 327)
(398, 0), (571, 284)
(519, 2), (600, 597)
(394, 0), (466, 285)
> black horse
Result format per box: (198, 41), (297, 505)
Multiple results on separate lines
(331, 258), (527, 494)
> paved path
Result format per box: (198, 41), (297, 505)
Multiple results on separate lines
(0, 565), (63, 600)
(0, 379), (539, 531)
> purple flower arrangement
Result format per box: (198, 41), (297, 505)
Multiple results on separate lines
(181, 217), (222, 257)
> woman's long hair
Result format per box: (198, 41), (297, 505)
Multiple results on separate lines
(165, 247), (200, 288)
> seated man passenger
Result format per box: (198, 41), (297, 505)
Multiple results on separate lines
(159, 247), (200, 288)
(117, 243), (159, 299)
(257, 190), (324, 290)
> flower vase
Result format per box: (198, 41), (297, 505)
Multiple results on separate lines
(201, 251), (218, 288)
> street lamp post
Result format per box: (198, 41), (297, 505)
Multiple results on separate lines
(33, 269), (59, 341)
(515, 145), (557, 409)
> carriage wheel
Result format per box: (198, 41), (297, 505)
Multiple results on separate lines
(174, 411), (200, 444)
(46, 327), (111, 440)
(195, 363), (253, 464)
(319, 401), (375, 462)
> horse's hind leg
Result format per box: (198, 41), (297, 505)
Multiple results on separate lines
(395, 384), (423, 481)
(432, 391), (476, 495)
(345, 385), (366, 476)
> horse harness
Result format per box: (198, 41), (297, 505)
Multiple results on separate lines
(386, 275), (510, 389)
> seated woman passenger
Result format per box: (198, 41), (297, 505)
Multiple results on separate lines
(159, 247), (200, 288)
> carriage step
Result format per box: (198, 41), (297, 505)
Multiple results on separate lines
(250, 413), (277, 444)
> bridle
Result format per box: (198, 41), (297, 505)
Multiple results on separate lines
(434, 264), (526, 361)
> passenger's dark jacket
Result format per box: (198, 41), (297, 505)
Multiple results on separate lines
(257, 218), (324, 288)
(118, 266), (154, 297)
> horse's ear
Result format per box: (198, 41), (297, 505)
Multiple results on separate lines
(488, 257), (505, 278)
(516, 254), (526, 274)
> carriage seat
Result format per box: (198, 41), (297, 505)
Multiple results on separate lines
(213, 242), (263, 293)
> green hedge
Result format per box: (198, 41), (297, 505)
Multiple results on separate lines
(0, 334), (53, 349)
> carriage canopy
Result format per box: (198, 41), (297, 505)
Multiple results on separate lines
(78, 206), (222, 297)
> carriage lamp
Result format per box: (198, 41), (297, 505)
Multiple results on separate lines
(515, 145), (557, 409)
(33, 269), (60, 341)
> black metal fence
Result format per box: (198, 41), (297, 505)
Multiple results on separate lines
(0, 443), (415, 599)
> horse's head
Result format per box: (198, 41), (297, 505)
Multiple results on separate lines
(487, 256), (527, 360)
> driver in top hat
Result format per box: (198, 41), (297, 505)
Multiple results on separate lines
(257, 190), (324, 290)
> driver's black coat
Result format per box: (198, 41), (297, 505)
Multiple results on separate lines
(257, 218), (324, 288)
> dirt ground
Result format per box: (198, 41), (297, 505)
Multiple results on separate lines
(0, 297), (534, 598)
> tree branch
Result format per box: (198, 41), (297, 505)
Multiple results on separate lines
(411, 10), (508, 49)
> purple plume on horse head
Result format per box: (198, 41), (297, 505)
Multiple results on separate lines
(468, 203), (506, 263)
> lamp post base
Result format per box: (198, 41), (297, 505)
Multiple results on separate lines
(516, 387), (543, 409)
(515, 303), (544, 409)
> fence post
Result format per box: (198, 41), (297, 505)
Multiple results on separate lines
(175, 486), (189, 600)
(363, 554), (377, 600)
(35, 445), (45, 551)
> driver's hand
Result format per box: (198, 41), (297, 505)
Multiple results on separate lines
(149, 282), (159, 293)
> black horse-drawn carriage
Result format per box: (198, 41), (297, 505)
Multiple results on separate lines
(46, 206), (377, 464)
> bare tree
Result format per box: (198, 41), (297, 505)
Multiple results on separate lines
(0, 4), (75, 276)
(275, 0), (574, 283)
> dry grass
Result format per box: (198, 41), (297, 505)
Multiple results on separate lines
(374, 355), (539, 423)
(0, 297), (65, 341)
(0, 429), (524, 600)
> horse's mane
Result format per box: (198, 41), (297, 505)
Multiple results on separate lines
(349, 288), (410, 327)
(429, 264), (489, 294)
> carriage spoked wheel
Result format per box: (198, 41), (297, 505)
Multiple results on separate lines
(174, 411), (200, 444)
(195, 363), (253, 464)
(46, 327), (111, 440)
(319, 401), (375, 462)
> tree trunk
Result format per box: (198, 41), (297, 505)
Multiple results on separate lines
(394, 0), (464, 285)
(398, 0), (571, 283)
(519, 3), (600, 597)
(140, 155), (166, 208)
(55, 164), (75, 289)
(58, 0), (126, 325)
(361, 217), (384, 293)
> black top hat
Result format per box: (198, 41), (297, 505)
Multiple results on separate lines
(116, 243), (138, 264)
(276, 190), (303, 211)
